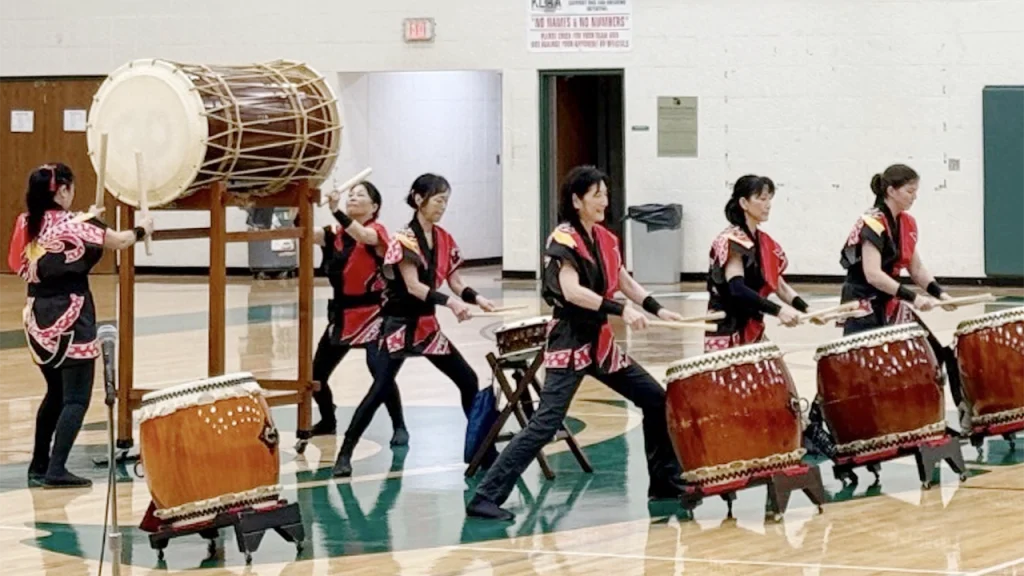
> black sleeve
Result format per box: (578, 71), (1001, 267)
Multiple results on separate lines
(728, 276), (782, 316)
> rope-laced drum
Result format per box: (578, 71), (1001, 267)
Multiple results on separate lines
(86, 58), (341, 207)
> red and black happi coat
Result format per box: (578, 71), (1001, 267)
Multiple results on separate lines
(379, 220), (464, 357)
(320, 220), (389, 347)
(541, 222), (631, 374)
(7, 210), (108, 368)
(840, 204), (919, 326)
(705, 225), (788, 352)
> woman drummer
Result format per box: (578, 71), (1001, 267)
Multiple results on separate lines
(8, 163), (153, 488)
(466, 165), (687, 521)
(704, 175), (809, 352)
(332, 173), (496, 477)
(804, 164), (961, 457)
(308, 180), (408, 446)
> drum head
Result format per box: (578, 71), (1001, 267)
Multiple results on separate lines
(665, 342), (782, 383)
(87, 59), (209, 207)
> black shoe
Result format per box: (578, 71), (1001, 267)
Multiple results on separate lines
(466, 495), (515, 521)
(390, 428), (410, 446)
(310, 419), (337, 437)
(332, 437), (356, 478)
(28, 459), (48, 487)
(42, 471), (92, 489)
(648, 476), (688, 501)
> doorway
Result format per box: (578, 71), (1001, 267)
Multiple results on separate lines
(538, 69), (625, 264)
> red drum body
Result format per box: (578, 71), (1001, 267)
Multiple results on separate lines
(954, 307), (1024, 434)
(665, 342), (804, 488)
(815, 323), (944, 459)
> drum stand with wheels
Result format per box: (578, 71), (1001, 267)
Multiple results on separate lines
(966, 421), (1022, 460)
(148, 502), (305, 566)
(678, 463), (827, 522)
(832, 434), (969, 489)
(464, 351), (593, 479)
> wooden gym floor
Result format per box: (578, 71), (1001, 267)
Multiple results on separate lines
(0, 269), (1022, 575)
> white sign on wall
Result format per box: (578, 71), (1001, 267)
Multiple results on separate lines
(528, 0), (632, 53)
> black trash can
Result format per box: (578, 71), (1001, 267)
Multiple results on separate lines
(626, 203), (682, 284)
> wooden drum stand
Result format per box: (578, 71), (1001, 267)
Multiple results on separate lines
(113, 179), (319, 456)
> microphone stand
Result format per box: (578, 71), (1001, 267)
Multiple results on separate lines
(105, 388), (121, 576)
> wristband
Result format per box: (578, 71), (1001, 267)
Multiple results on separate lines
(791, 296), (809, 313)
(896, 285), (917, 302)
(641, 295), (663, 316)
(426, 289), (449, 306)
(332, 210), (353, 227)
(599, 298), (625, 316)
(133, 226), (146, 241)
(926, 281), (944, 299)
(461, 287), (479, 304)
(762, 300), (783, 316)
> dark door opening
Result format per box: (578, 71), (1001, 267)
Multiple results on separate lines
(539, 70), (625, 266)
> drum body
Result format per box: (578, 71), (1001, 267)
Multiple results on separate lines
(815, 323), (944, 458)
(493, 316), (551, 362)
(139, 373), (281, 527)
(87, 59), (341, 207)
(954, 307), (1024, 431)
(665, 342), (804, 487)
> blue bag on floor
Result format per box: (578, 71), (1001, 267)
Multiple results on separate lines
(464, 386), (499, 466)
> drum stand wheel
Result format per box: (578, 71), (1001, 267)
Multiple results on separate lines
(149, 502), (305, 566)
(294, 429), (312, 455)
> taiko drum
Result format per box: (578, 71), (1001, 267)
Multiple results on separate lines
(665, 342), (805, 487)
(493, 316), (551, 361)
(953, 307), (1024, 433)
(815, 323), (944, 458)
(139, 373), (281, 527)
(87, 58), (342, 207)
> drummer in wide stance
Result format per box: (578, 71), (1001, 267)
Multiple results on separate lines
(804, 164), (962, 455)
(467, 165), (688, 521)
(307, 180), (408, 445)
(704, 175), (811, 352)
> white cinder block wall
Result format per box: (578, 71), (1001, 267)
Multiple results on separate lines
(3, 0), (1022, 276)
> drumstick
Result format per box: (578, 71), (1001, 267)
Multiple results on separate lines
(647, 320), (718, 331)
(486, 305), (529, 313)
(93, 133), (108, 209)
(319, 167), (373, 206)
(797, 300), (860, 322)
(134, 151), (153, 256)
(676, 311), (726, 323)
(920, 293), (996, 310)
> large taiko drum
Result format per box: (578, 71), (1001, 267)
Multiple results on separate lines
(86, 58), (342, 207)
(139, 373), (282, 527)
(665, 342), (805, 488)
(953, 307), (1024, 433)
(815, 323), (945, 459)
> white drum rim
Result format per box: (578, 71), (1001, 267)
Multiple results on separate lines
(139, 373), (262, 423)
(814, 322), (927, 361)
(87, 58), (209, 208)
(665, 342), (782, 383)
(954, 306), (1024, 337)
(494, 315), (552, 334)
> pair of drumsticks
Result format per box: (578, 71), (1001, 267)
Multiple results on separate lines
(647, 292), (997, 333)
(92, 132), (154, 255)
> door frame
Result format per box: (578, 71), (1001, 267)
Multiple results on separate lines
(537, 69), (625, 269)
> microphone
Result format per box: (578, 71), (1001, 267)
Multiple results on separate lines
(97, 324), (118, 407)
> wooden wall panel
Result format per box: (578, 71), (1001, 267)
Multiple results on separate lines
(1, 77), (114, 274)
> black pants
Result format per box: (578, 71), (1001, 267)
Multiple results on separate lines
(473, 363), (680, 506)
(31, 360), (95, 477)
(805, 312), (966, 457)
(343, 344), (478, 443)
(312, 329), (405, 429)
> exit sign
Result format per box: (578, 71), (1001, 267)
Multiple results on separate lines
(403, 18), (435, 42)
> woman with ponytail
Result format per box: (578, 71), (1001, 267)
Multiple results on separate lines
(331, 173), (496, 478)
(704, 175), (808, 352)
(803, 164), (959, 459)
(8, 163), (153, 488)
